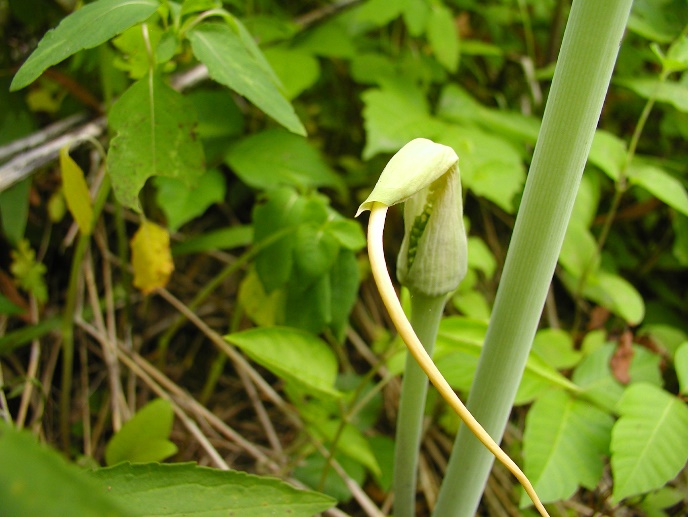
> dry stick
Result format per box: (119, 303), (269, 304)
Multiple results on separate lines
(16, 297), (41, 428)
(83, 248), (125, 431)
(0, 112), (87, 161)
(78, 337), (92, 457)
(367, 203), (549, 517)
(156, 289), (384, 517)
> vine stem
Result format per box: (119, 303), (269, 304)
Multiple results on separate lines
(367, 202), (548, 517)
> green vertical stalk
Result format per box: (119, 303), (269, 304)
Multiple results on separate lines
(393, 292), (446, 517)
(433, 1), (634, 515)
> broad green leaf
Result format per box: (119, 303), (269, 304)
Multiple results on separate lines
(559, 222), (599, 278)
(437, 84), (540, 145)
(532, 328), (582, 370)
(616, 77), (688, 112)
(112, 22), (167, 79)
(284, 274), (332, 334)
(155, 168), (226, 232)
(467, 236), (497, 278)
(638, 487), (686, 517)
(107, 73), (205, 212)
(226, 129), (344, 194)
(60, 147), (93, 235)
(294, 20), (356, 58)
(588, 130), (627, 181)
(238, 267), (284, 327)
(105, 399), (178, 466)
(351, 0), (403, 27)
(578, 270), (645, 325)
(0, 423), (131, 517)
(611, 383), (688, 502)
(434, 317), (581, 394)
(225, 327), (342, 399)
(328, 249), (360, 341)
(187, 89), (244, 139)
(627, 0), (688, 43)
(130, 220), (174, 294)
(521, 390), (613, 506)
(360, 81), (442, 159)
(326, 220), (366, 251)
(675, 342), (688, 394)
(673, 213), (688, 265)
(172, 225), (253, 256)
(10, 0), (159, 91)
(293, 224), (339, 286)
(313, 419), (381, 477)
(438, 123), (525, 213)
(90, 462), (336, 516)
(188, 23), (306, 136)
(294, 452), (365, 503)
(628, 163), (688, 217)
(252, 188), (305, 292)
(639, 323), (688, 356)
(263, 46), (320, 99)
(427, 3), (459, 72)
(0, 177), (30, 245)
(571, 172), (601, 228)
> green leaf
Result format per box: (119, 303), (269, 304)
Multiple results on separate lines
(312, 419), (381, 477)
(60, 146), (93, 235)
(326, 219), (366, 251)
(360, 80), (441, 159)
(0, 423), (131, 517)
(263, 46), (320, 99)
(674, 342), (688, 395)
(576, 270), (645, 325)
(434, 317), (581, 394)
(284, 274), (331, 334)
(328, 249), (360, 341)
(611, 383), (688, 502)
(588, 129), (627, 181)
(427, 3), (459, 72)
(10, 239), (48, 303)
(155, 168), (226, 232)
(171, 225), (253, 256)
(628, 163), (688, 217)
(572, 344), (624, 412)
(559, 222), (599, 278)
(0, 293), (25, 316)
(521, 390), (613, 506)
(293, 224), (339, 286)
(225, 327), (342, 399)
(188, 23), (306, 136)
(90, 462), (336, 516)
(0, 177), (30, 246)
(10, 0), (159, 91)
(294, 452), (365, 503)
(107, 72), (205, 212)
(105, 399), (178, 466)
(616, 77), (688, 112)
(438, 123), (525, 213)
(531, 328), (582, 370)
(225, 129), (344, 194)
(0, 316), (61, 356)
(466, 236), (497, 279)
(252, 188), (305, 292)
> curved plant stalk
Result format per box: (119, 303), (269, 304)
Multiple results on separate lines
(367, 202), (549, 517)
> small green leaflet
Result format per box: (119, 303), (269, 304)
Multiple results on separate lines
(188, 23), (306, 136)
(107, 72), (205, 212)
(11, 0), (159, 91)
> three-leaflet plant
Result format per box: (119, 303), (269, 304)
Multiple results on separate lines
(357, 138), (549, 517)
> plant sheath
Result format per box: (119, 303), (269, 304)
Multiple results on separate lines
(433, 1), (634, 515)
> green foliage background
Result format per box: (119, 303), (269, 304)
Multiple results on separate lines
(1, 0), (687, 515)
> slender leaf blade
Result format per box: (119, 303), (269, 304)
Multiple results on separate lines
(188, 23), (305, 136)
(90, 462), (336, 516)
(11, 0), (159, 91)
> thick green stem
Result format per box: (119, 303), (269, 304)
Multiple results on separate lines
(433, 1), (633, 515)
(393, 292), (446, 517)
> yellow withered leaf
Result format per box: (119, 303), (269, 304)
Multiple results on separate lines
(130, 220), (174, 294)
(60, 146), (93, 235)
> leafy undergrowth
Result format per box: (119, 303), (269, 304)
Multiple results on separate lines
(1, 0), (688, 516)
